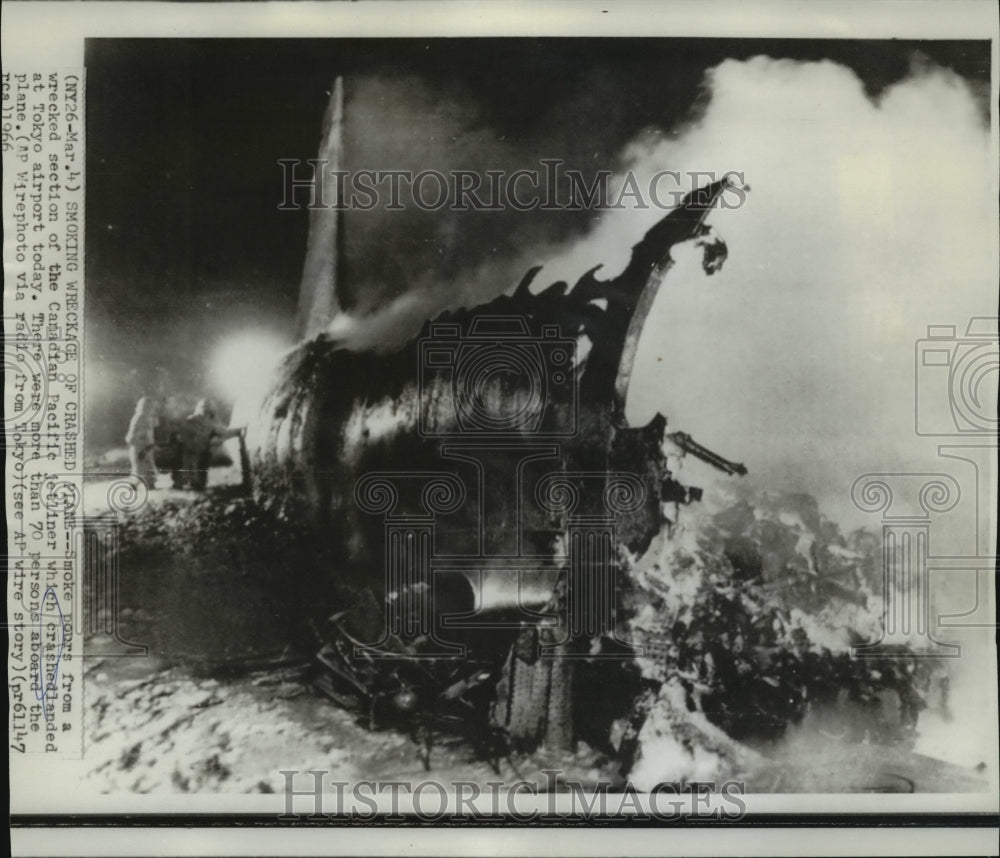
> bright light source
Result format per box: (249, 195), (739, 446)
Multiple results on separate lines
(209, 331), (288, 409)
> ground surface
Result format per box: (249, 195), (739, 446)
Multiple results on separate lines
(81, 655), (990, 795)
(83, 658), (508, 794)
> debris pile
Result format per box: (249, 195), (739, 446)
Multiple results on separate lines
(621, 484), (944, 783)
(308, 594), (512, 770)
(107, 489), (341, 665)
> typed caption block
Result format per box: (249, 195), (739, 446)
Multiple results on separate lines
(4, 70), (85, 757)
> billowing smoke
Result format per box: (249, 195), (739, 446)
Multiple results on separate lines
(331, 58), (995, 533)
(325, 70), (729, 347)
(333, 73), (632, 328)
(577, 56), (994, 772)
(622, 57), (993, 520)
(609, 56), (995, 772)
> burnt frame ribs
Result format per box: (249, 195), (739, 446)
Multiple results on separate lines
(242, 168), (743, 752)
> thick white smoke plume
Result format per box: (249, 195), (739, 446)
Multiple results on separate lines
(612, 56), (995, 774)
(619, 57), (994, 527)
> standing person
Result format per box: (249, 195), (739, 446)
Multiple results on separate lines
(179, 398), (243, 490)
(156, 395), (187, 489)
(125, 396), (159, 488)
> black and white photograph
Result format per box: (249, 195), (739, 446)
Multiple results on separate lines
(4, 1), (999, 853)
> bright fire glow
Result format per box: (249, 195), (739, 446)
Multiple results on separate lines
(209, 331), (288, 408)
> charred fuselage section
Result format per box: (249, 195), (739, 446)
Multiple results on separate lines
(241, 179), (744, 749)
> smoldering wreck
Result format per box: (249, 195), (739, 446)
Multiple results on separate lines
(93, 77), (981, 793)
(235, 78), (748, 761)
(88, 76), (986, 794)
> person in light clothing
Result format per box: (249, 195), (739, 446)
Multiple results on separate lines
(125, 396), (159, 488)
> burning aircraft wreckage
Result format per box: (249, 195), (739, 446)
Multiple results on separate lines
(108, 81), (957, 786)
(242, 177), (742, 758)
(232, 79), (748, 765)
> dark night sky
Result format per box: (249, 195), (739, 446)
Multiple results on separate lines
(83, 37), (990, 449)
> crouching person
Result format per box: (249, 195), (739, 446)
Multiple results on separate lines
(179, 398), (243, 490)
(125, 396), (159, 489)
